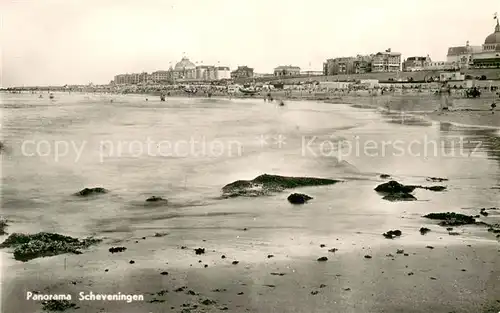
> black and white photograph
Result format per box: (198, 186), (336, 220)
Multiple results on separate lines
(1, 0), (500, 312)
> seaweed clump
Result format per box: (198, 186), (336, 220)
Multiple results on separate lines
(423, 212), (476, 226)
(221, 174), (341, 198)
(0, 232), (101, 262)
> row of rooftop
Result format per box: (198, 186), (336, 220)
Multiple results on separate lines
(112, 18), (500, 84)
(112, 60), (319, 85)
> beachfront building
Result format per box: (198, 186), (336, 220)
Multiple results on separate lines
(216, 67), (231, 80)
(440, 72), (465, 81)
(447, 41), (482, 69)
(231, 66), (254, 79)
(300, 70), (323, 76)
(149, 70), (171, 83)
(274, 65), (301, 76)
(472, 18), (500, 68)
(195, 65), (217, 81)
(113, 72), (149, 85)
(402, 56), (431, 72)
(323, 55), (373, 76)
(353, 55), (373, 74)
(323, 57), (355, 75)
(171, 57), (197, 81)
(423, 61), (457, 71)
(371, 49), (401, 72)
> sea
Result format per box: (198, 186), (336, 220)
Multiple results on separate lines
(1, 92), (499, 267)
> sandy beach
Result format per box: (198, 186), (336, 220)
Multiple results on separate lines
(4, 240), (500, 313)
(1, 92), (499, 313)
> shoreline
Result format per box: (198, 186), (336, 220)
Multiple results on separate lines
(23, 90), (499, 129)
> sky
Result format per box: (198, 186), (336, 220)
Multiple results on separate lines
(2, 0), (499, 87)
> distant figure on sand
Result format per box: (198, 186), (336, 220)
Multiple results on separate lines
(146, 98), (148, 101)
(439, 81), (451, 113)
(279, 100), (285, 106)
(492, 102), (497, 113)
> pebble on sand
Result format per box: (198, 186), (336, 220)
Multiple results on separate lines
(194, 248), (205, 255)
(419, 227), (431, 235)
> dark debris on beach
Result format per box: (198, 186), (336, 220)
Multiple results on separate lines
(423, 212), (476, 226)
(221, 174), (341, 198)
(375, 180), (447, 202)
(383, 230), (402, 239)
(0, 232), (101, 262)
(41, 300), (79, 311)
(73, 187), (108, 197)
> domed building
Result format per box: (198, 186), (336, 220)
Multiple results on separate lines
(172, 57), (196, 81)
(472, 18), (500, 68)
(447, 18), (500, 69)
(174, 57), (196, 71)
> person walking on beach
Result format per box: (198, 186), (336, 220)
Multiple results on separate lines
(439, 81), (451, 113)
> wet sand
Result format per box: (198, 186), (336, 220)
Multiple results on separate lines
(4, 239), (500, 313)
(420, 111), (499, 129)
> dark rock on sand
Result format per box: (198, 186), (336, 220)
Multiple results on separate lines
(287, 193), (313, 204)
(375, 181), (417, 194)
(41, 300), (78, 311)
(232, 261), (239, 265)
(383, 230), (402, 239)
(317, 257), (328, 262)
(74, 187), (108, 197)
(423, 212), (476, 226)
(267, 254), (274, 258)
(221, 174), (341, 198)
(424, 186), (447, 192)
(0, 232), (101, 262)
(375, 181), (446, 201)
(194, 248), (205, 255)
(426, 177), (448, 182)
(129, 260), (135, 264)
(419, 227), (431, 235)
(480, 208), (489, 216)
(488, 227), (500, 234)
(382, 192), (417, 202)
(145, 196), (168, 203)
(201, 299), (216, 305)
(160, 271), (169, 275)
(328, 248), (338, 253)
(364, 255), (372, 259)
(380, 174), (391, 179)
(109, 247), (126, 253)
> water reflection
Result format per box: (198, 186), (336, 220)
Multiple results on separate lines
(437, 122), (500, 186)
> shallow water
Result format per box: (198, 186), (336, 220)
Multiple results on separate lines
(1, 92), (499, 262)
